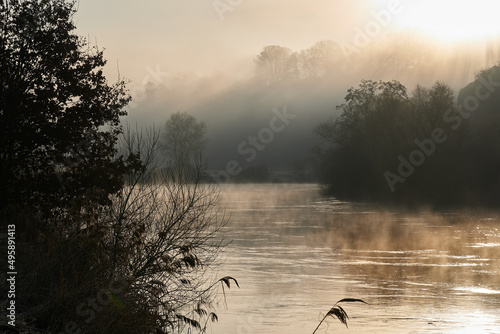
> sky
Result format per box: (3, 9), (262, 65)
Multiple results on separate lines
(74, 0), (372, 81)
(74, 0), (500, 84)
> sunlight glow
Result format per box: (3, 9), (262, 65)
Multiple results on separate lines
(447, 310), (499, 334)
(454, 286), (500, 294)
(397, 0), (500, 42)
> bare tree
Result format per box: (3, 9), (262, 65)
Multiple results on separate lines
(105, 125), (232, 333)
(300, 40), (342, 78)
(255, 45), (292, 84)
(162, 111), (207, 171)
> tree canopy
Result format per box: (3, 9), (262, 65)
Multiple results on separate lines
(316, 76), (500, 206)
(162, 111), (207, 168)
(0, 0), (138, 220)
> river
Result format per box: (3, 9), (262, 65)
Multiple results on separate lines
(210, 184), (500, 334)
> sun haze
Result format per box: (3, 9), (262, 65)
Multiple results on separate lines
(394, 0), (500, 43)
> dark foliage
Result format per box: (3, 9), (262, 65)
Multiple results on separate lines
(316, 73), (500, 207)
(0, 0), (140, 226)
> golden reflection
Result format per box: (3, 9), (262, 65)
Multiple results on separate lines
(447, 310), (500, 334)
(217, 184), (500, 333)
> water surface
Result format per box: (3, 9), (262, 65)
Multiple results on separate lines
(212, 184), (500, 334)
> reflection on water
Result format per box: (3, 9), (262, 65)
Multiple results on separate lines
(212, 184), (500, 334)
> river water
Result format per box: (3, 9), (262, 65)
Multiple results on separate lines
(211, 184), (500, 334)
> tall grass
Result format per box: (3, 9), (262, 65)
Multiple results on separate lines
(312, 298), (368, 333)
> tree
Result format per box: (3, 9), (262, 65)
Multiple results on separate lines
(409, 82), (456, 138)
(299, 40), (342, 78)
(84, 127), (231, 333)
(315, 80), (452, 201)
(315, 78), (500, 205)
(0, 0), (139, 330)
(0, 0), (138, 224)
(370, 32), (434, 73)
(457, 65), (500, 198)
(162, 111), (207, 169)
(317, 80), (410, 149)
(255, 45), (292, 84)
(315, 80), (410, 198)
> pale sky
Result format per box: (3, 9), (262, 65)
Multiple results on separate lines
(74, 0), (397, 82)
(74, 0), (500, 94)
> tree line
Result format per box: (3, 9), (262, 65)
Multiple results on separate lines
(315, 68), (500, 207)
(252, 31), (497, 86)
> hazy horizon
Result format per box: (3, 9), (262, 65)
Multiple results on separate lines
(73, 0), (500, 171)
(74, 0), (500, 81)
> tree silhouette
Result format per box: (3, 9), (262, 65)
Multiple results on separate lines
(0, 0), (139, 222)
(255, 45), (292, 84)
(162, 111), (207, 170)
(316, 74), (500, 205)
(299, 40), (342, 78)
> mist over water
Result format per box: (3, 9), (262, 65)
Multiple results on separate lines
(213, 184), (500, 334)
